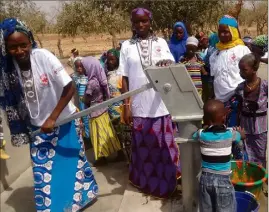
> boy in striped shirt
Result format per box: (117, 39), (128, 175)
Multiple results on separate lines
(193, 99), (245, 212)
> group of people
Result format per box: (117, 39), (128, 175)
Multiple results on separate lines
(0, 6), (268, 212)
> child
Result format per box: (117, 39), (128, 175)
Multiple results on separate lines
(72, 57), (90, 141)
(0, 116), (9, 159)
(180, 36), (208, 98)
(193, 99), (245, 212)
(236, 53), (267, 168)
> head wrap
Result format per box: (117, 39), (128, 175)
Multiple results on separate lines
(131, 8), (152, 21)
(186, 36), (199, 47)
(219, 15), (238, 28)
(243, 36), (252, 44)
(107, 48), (120, 59)
(252, 35), (268, 53)
(0, 18), (38, 146)
(169, 22), (188, 63)
(208, 32), (219, 48)
(216, 15), (244, 51)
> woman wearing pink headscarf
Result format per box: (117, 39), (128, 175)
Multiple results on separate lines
(119, 7), (180, 198)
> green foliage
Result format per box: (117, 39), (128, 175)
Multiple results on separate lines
(0, 0), (48, 34)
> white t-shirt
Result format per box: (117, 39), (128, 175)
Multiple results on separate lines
(262, 52), (268, 59)
(14, 48), (76, 127)
(209, 45), (251, 102)
(118, 37), (175, 118)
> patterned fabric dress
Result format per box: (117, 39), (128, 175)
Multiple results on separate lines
(30, 119), (98, 211)
(235, 80), (268, 167)
(130, 115), (180, 198)
(180, 54), (204, 96)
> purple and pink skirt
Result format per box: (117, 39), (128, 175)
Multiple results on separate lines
(129, 115), (181, 198)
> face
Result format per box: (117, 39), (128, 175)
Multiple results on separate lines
(251, 44), (264, 57)
(132, 14), (151, 37)
(107, 53), (118, 71)
(199, 37), (209, 49)
(186, 44), (197, 57)
(174, 27), (184, 40)
(239, 61), (256, 80)
(218, 24), (232, 43)
(73, 51), (79, 57)
(6, 31), (32, 63)
(74, 60), (85, 75)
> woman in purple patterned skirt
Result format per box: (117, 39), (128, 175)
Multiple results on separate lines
(118, 7), (181, 199)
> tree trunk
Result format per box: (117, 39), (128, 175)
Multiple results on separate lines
(110, 31), (117, 49)
(57, 37), (64, 59)
(35, 35), (43, 48)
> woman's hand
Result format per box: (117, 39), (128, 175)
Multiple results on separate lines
(123, 105), (132, 125)
(156, 59), (174, 67)
(41, 117), (56, 133)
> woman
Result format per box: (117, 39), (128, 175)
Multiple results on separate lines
(169, 21), (188, 63)
(210, 15), (251, 159)
(251, 35), (268, 64)
(71, 57), (90, 141)
(202, 32), (219, 101)
(0, 18), (98, 211)
(78, 56), (122, 165)
(119, 7), (181, 199)
(210, 15), (251, 127)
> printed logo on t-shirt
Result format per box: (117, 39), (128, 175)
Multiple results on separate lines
(153, 46), (162, 57)
(40, 74), (49, 86)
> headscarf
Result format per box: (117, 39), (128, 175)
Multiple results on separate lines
(216, 15), (245, 51)
(0, 18), (37, 146)
(81, 56), (109, 96)
(243, 36), (252, 44)
(252, 35), (268, 53)
(208, 32), (219, 48)
(169, 22), (188, 63)
(107, 48), (120, 59)
(131, 8), (152, 21)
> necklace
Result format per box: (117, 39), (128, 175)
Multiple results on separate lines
(246, 78), (259, 90)
(136, 39), (152, 69)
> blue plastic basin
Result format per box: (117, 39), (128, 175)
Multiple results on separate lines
(235, 191), (259, 212)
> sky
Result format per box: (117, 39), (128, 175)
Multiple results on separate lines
(33, 1), (66, 22)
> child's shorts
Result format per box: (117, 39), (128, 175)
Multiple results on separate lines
(199, 171), (236, 212)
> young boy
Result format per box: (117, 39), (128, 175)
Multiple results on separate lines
(180, 36), (208, 98)
(193, 99), (245, 212)
(0, 116), (9, 159)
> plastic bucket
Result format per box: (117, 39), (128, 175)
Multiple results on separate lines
(235, 191), (259, 212)
(231, 160), (268, 198)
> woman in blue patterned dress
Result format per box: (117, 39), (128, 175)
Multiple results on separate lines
(71, 57), (90, 141)
(0, 18), (98, 212)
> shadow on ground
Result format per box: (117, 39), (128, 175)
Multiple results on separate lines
(4, 187), (35, 212)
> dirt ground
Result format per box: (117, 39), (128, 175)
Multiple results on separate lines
(36, 32), (131, 58)
(36, 26), (263, 59)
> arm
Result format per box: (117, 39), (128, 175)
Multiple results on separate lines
(48, 82), (75, 122)
(97, 65), (110, 101)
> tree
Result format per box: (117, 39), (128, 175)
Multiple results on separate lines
(56, 0), (130, 48)
(0, 0), (48, 47)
